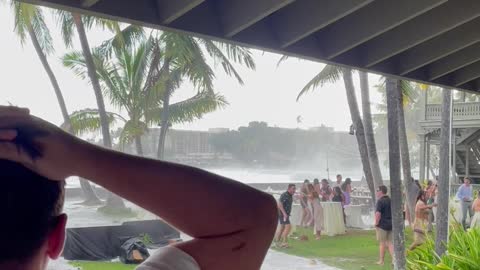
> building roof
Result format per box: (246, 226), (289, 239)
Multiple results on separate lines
(21, 0), (480, 92)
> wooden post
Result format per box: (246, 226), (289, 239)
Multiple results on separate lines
(466, 144), (470, 178)
(451, 129), (456, 183)
(419, 134), (426, 181)
(426, 138), (431, 181)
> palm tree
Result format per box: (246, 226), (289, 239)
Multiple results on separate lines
(63, 36), (228, 156)
(153, 32), (255, 159)
(396, 80), (421, 224)
(385, 77), (406, 269)
(55, 11), (138, 210)
(435, 88), (451, 256)
(293, 64), (377, 204)
(11, 2), (101, 205)
(359, 71), (383, 188)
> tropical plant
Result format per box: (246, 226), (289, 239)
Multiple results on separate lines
(55, 11), (141, 210)
(63, 36), (228, 155)
(407, 227), (480, 269)
(289, 62), (377, 204)
(153, 31), (255, 159)
(10, 2), (101, 205)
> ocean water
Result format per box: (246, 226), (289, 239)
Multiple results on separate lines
(66, 167), (362, 188)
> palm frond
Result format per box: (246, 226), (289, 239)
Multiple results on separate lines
(11, 2), (54, 55)
(97, 24), (145, 58)
(67, 109), (121, 136)
(148, 91), (228, 125)
(200, 39), (255, 84)
(62, 50), (89, 79)
(55, 10), (75, 48)
(118, 120), (148, 148)
(297, 65), (342, 101)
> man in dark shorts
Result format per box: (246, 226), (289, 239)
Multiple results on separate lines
(275, 184), (296, 248)
(375, 185), (394, 266)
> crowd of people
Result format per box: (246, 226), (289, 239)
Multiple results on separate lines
(274, 175), (480, 265)
(274, 174), (352, 248)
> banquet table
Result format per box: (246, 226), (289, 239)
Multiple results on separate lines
(321, 202), (346, 236)
(344, 204), (366, 229)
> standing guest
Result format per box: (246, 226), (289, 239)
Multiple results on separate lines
(320, 179), (333, 202)
(341, 178), (352, 206)
(300, 180), (312, 228)
(409, 191), (437, 250)
(275, 184), (296, 248)
(336, 174), (343, 187)
(456, 177), (474, 229)
(332, 186), (346, 223)
(375, 185), (394, 266)
(425, 180), (437, 232)
(313, 178), (321, 195)
(470, 191), (480, 228)
(306, 184), (324, 240)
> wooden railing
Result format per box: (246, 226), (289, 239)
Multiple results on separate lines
(426, 102), (480, 120)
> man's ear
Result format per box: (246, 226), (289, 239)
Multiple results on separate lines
(47, 214), (68, 260)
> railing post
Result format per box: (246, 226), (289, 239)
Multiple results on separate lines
(466, 144), (470, 178)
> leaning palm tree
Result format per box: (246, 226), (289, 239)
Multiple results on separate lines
(63, 36), (227, 156)
(153, 31), (255, 159)
(55, 12), (141, 210)
(11, 2), (101, 205)
(289, 62), (377, 204)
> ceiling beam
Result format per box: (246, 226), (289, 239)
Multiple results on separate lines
(269, 0), (373, 49)
(362, 0), (480, 67)
(218, 0), (295, 38)
(425, 43), (480, 80)
(156, 0), (205, 24)
(319, 0), (445, 59)
(380, 18), (480, 76)
(435, 61), (480, 87)
(82, 0), (101, 7)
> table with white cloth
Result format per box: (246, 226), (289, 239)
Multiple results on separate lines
(321, 202), (346, 236)
(344, 205), (366, 229)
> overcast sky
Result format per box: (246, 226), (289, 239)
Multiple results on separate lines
(0, 4), (383, 132)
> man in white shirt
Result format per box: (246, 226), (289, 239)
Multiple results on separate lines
(0, 106), (277, 270)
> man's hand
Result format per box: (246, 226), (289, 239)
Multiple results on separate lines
(283, 216), (287, 222)
(464, 197), (471, 202)
(0, 106), (88, 180)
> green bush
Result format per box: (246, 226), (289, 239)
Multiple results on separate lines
(407, 227), (480, 269)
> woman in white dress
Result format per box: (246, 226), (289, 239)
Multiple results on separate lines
(307, 183), (324, 240)
(470, 191), (480, 228)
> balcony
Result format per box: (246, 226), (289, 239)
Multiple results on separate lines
(425, 102), (480, 121)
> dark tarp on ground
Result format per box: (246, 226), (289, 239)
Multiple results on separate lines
(63, 220), (181, 261)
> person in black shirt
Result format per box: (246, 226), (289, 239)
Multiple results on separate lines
(275, 184), (296, 248)
(375, 185), (394, 266)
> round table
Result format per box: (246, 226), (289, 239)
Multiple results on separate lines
(321, 202), (346, 236)
(344, 204), (366, 228)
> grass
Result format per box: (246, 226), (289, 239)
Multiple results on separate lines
(273, 228), (415, 270)
(70, 261), (136, 270)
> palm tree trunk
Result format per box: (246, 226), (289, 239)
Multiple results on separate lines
(28, 23), (101, 205)
(157, 89), (171, 159)
(396, 81), (420, 225)
(342, 69), (376, 205)
(435, 88), (451, 256)
(135, 136), (144, 156)
(359, 71), (383, 189)
(72, 13), (126, 210)
(386, 78), (406, 270)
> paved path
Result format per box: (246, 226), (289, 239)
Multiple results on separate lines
(49, 249), (340, 270)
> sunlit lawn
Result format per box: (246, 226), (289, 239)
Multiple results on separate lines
(273, 228), (414, 270)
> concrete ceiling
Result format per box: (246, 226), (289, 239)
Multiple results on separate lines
(18, 0), (480, 92)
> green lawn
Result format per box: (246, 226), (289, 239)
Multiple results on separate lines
(273, 228), (415, 270)
(70, 261), (136, 270)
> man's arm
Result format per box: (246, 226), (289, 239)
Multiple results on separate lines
(375, 211), (381, 226)
(456, 185), (464, 200)
(0, 110), (277, 270)
(277, 199), (287, 219)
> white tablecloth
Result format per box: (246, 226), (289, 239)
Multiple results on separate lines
(344, 205), (366, 229)
(321, 202), (346, 236)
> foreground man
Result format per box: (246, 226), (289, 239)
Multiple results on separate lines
(0, 106), (277, 270)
